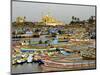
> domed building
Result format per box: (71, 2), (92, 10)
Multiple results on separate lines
(41, 14), (64, 26)
(16, 16), (26, 24)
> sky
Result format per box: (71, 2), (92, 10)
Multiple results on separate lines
(12, 1), (95, 24)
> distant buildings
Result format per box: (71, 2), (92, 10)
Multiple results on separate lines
(16, 16), (26, 24)
(15, 15), (65, 26)
(41, 14), (64, 26)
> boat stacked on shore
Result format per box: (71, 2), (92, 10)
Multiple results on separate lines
(12, 54), (44, 65)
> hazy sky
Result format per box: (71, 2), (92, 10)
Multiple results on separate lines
(12, 1), (95, 24)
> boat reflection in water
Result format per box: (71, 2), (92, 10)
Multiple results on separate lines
(12, 63), (43, 74)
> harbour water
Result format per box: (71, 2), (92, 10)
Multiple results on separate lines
(12, 63), (42, 74)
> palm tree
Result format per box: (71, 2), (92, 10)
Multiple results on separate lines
(39, 40), (42, 44)
(88, 16), (94, 24)
(74, 17), (77, 22)
(72, 16), (74, 21)
(77, 18), (80, 22)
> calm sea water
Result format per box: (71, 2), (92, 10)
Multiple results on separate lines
(12, 63), (42, 74)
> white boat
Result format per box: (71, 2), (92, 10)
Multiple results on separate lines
(27, 54), (33, 63)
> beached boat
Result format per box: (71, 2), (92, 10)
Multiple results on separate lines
(12, 55), (27, 64)
(12, 59), (17, 65)
(41, 59), (96, 72)
(43, 60), (73, 68)
(16, 58), (26, 64)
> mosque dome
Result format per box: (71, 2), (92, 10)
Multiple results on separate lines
(41, 14), (64, 26)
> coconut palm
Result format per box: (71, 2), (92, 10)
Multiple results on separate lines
(72, 16), (74, 21)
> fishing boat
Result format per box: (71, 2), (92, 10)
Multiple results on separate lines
(27, 54), (33, 63)
(16, 58), (26, 64)
(12, 59), (17, 65)
(41, 60), (74, 72)
(41, 59), (95, 72)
